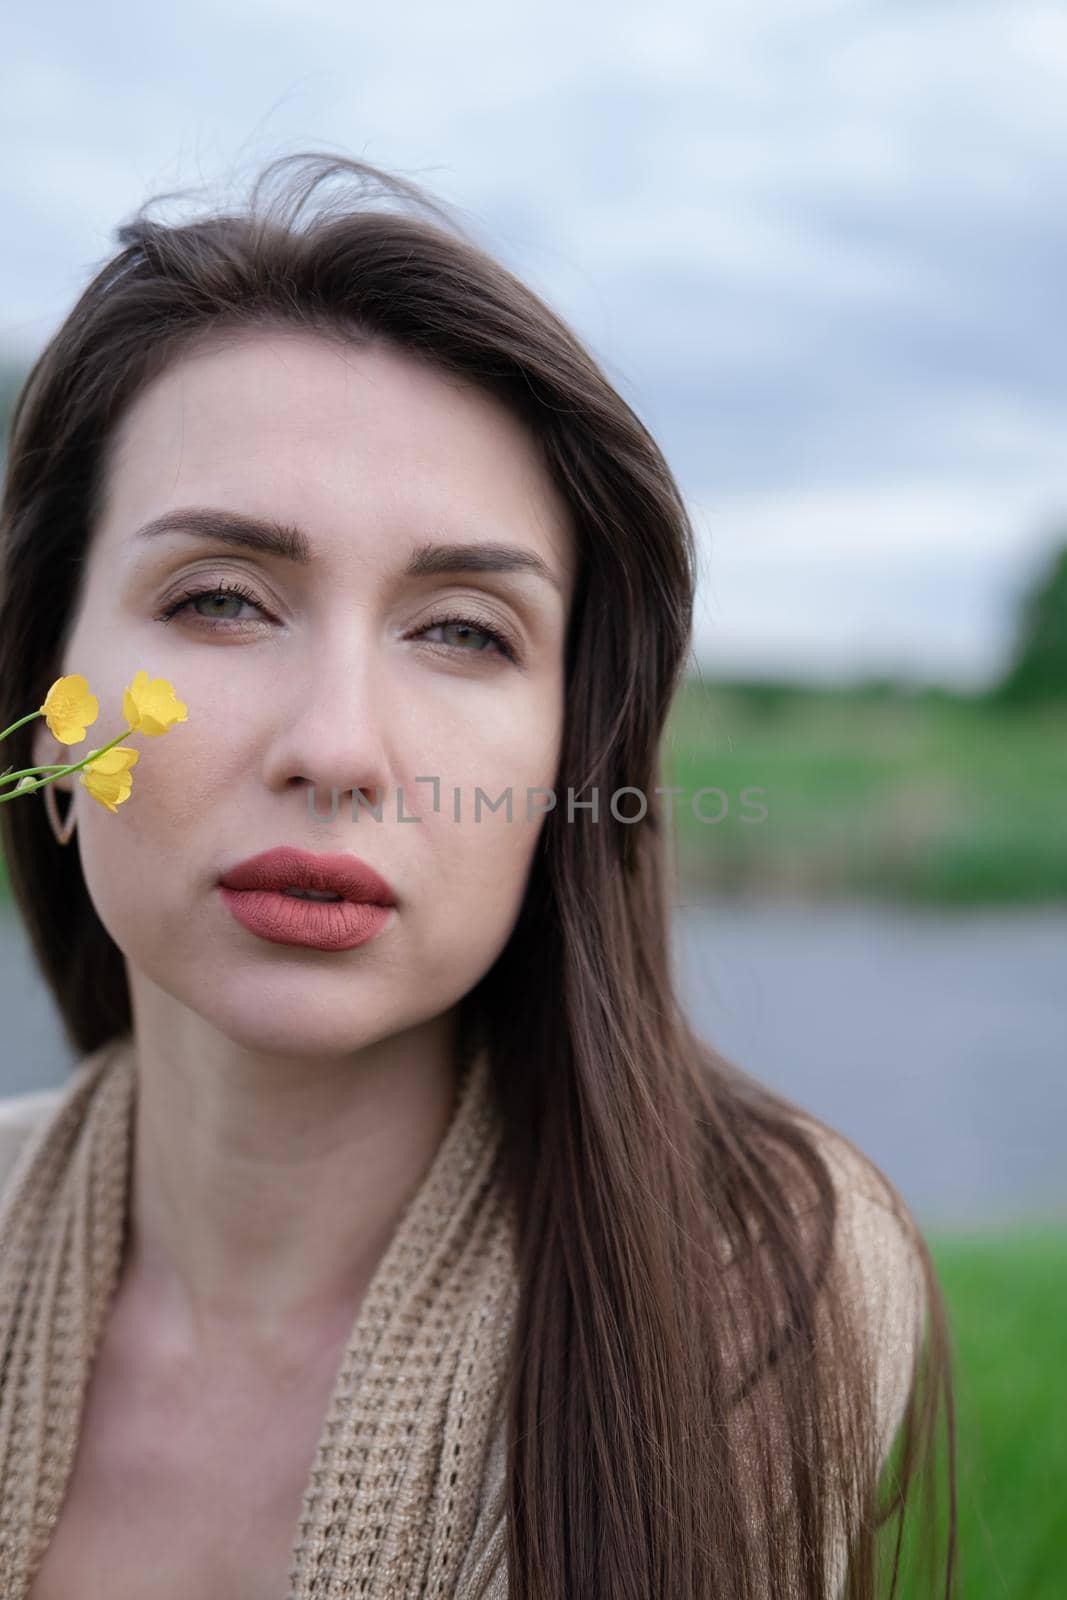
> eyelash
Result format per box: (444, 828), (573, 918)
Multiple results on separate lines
(153, 578), (520, 663)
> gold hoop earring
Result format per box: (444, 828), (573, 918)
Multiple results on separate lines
(43, 782), (77, 847)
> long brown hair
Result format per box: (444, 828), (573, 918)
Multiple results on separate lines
(0, 152), (955, 1597)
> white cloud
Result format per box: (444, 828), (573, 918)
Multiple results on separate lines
(687, 476), (1066, 686)
(691, 477), (1067, 565)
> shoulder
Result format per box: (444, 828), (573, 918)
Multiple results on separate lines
(796, 1113), (928, 1465)
(0, 1086), (65, 1201)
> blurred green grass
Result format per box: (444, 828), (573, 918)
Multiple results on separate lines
(664, 679), (1067, 905)
(883, 1224), (1066, 1599)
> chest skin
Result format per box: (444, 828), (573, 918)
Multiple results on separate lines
(26, 1282), (357, 1600)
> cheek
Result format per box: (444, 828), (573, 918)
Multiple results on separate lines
(418, 783), (546, 934)
(70, 707), (226, 932)
(400, 804), (542, 1004)
(399, 680), (561, 906)
(410, 678), (563, 794)
(86, 722), (217, 842)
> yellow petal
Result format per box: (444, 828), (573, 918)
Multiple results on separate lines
(123, 671), (188, 737)
(39, 674), (100, 746)
(81, 761), (137, 812)
(84, 747), (140, 775)
(79, 746), (139, 813)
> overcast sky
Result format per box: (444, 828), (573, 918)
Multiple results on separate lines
(3, 0), (1065, 688)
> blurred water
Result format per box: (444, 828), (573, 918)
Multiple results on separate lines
(1, 899), (1064, 1228)
(673, 899), (1067, 1229)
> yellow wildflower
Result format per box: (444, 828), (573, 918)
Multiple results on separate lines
(39, 674), (100, 745)
(79, 748), (140, 813)
(123, 671), (188, 736)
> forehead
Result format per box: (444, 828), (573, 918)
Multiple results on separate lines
(96, 329), (576, 589)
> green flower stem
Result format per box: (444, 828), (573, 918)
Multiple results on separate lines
(0, 709), (47, 743)
(0, 765), (73, 784)
(0, 725), (136, 804)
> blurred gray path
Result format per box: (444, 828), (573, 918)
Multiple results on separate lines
(2, 899), (1064, 1228)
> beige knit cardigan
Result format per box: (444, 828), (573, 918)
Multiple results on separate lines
(0, 1035), (926, 1599)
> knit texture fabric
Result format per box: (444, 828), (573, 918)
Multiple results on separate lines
(0, 1032), (520, 1600)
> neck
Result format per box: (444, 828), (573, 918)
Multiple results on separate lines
(114, 1011), (464, 1373)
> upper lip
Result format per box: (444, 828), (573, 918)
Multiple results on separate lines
(218, 846), (397, 905)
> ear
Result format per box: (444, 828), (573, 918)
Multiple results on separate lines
(31, 718), (74, 793)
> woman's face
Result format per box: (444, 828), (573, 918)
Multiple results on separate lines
(35, 329), (575, 1057)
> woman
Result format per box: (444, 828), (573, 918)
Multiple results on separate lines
(0, 153), (955, 1598)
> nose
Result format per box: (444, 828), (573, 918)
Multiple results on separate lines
(261, 619), (395, 823)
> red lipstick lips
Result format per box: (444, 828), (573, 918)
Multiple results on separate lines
(217, 846), (396, 951)
(219, 846), (396, 903)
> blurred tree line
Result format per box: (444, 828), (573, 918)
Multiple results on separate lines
(987, 540), (1067, 707)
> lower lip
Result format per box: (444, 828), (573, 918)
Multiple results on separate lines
(216, 886), (394, 951)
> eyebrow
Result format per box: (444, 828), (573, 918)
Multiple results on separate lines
(132, 507), (563, 596)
